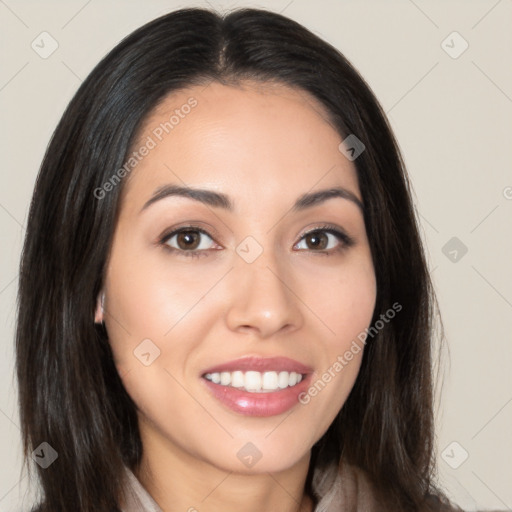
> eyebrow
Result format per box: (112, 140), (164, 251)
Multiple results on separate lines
(140, 184), (364, 213)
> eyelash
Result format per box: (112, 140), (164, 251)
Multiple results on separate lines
(158, 223), (355, 259)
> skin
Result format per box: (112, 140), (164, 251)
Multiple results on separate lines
(95, 81), (377, 512)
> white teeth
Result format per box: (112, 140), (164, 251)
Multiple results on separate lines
(278, 371), (289, 389)
(220, 372), (231, 386)
(231, 370), (244, 388)
(262, 371), (278, 390)
(204, 370), (305, 392)
(244, 371), (261, 391)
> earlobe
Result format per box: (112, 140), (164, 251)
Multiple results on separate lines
(94, 292), (105, 324)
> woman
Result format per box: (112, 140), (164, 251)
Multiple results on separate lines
(16, 7), (469, 512)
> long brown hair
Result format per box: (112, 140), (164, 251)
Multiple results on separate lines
(17, 7), (452, 511)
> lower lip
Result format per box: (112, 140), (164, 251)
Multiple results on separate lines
(201, 376), (311, 417)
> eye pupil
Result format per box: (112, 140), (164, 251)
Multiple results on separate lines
(306, 231), (327, 250)
(177, 231), (200, 250)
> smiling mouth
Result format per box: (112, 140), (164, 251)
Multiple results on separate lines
(203, 370), (304, 393)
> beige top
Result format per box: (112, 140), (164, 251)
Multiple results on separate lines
(120, 462), (380, 512)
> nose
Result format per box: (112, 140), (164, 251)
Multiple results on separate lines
(224, 249), (304, 339)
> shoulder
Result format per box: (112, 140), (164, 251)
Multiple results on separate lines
(312, 462), (502, 512)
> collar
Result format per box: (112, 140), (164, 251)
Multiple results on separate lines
(120, 461), (377, 512)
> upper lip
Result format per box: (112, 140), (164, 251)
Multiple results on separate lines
(201, 356), (313, 376)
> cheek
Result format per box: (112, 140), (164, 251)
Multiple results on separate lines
(104, 244), (219, 352)
(294, 253), (375, 422)
(304, 255), (377, 348)
(103, 252), (222, 399)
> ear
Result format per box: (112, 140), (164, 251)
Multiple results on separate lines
(94, 292), (105, 324)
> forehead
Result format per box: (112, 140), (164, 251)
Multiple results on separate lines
(121, 80), (360, 211)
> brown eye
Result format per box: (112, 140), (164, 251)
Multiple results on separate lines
(163, 228), (216, 254)
(303, 231), (329, 250)
(176, 231), (201, 250)
(294, 226), (354, 254)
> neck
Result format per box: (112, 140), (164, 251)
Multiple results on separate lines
(135, 430), (315, 512)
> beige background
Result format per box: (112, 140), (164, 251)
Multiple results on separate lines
(1, 0), (511, 510)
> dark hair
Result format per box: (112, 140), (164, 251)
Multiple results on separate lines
(16, 7), (453, 512)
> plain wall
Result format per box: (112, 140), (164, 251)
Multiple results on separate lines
(1, 0), (511, 510)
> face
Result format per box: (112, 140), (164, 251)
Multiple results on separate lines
(97, 81), (376, 475)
